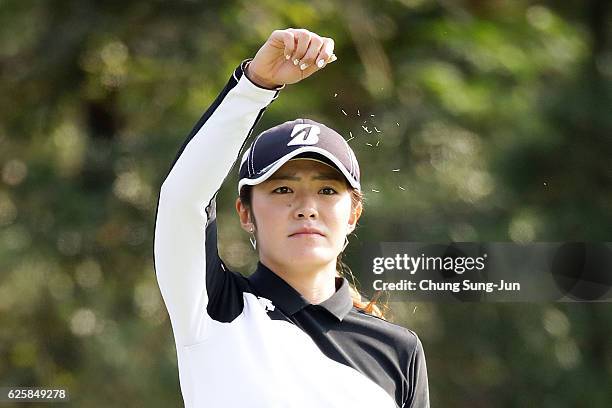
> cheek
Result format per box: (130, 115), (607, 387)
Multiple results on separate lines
(251, 195), (287, 234)
(328, 198), (353, 230)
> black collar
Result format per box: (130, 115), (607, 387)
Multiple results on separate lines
(248, 262), (353, 321)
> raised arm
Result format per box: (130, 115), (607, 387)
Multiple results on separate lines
(154, 62), (278, 346)
(153, 29), (336, 346)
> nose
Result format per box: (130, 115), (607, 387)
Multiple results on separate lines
(293, 194), (318, 219)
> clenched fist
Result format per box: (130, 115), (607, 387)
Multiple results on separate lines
(245, 28), (336, 89)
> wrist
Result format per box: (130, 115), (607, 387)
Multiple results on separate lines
(244, 62), (282, 90)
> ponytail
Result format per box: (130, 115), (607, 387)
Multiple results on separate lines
(336, 253), (389, 320)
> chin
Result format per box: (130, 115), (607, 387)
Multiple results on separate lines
(284, 246), (337, 266)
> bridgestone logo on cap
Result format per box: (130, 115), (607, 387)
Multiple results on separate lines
(287, 124), (320, 146)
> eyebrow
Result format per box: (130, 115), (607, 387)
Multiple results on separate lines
(267, 173), (344, 182)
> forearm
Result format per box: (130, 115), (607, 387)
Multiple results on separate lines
(160, 61), (280, 207)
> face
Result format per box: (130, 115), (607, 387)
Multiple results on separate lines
(237, 159), (361, 275)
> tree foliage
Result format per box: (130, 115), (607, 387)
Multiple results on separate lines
(1, 1), (611, 406)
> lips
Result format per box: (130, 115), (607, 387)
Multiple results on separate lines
(289, 227), (325, 237)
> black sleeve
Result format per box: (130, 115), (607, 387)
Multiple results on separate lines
(406, 334), (430, 408)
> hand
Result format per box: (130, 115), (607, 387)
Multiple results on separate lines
(246, 28), (336, 89)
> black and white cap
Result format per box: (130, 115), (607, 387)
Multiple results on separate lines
(238, 119), (360, 194)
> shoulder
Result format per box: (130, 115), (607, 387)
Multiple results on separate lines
(350, 308), (422, 357)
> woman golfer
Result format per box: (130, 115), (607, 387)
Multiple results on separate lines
(154, 28), (429, 407)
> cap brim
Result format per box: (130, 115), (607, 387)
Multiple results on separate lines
(237, 146), (361, 195)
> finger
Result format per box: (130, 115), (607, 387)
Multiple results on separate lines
(268, 29), (295, 61)
(298, 35), (324, 71)
(314, 37), (335, 68)
(288, 29), (312, 67)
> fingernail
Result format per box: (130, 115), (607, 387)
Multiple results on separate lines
(300, 63), (308, 70)
(293, 59), (299, 66)
(285, 54), (291, 60)
(317, 59), (325, 68)
(329, 54), (338, 63)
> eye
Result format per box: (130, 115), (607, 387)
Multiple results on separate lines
(319, 187), (337, 195)
(272, 186), (292, 194)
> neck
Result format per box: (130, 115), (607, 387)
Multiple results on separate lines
(261, 258), (337, 304)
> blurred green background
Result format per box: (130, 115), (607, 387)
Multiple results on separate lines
(1, 0), (611, 406)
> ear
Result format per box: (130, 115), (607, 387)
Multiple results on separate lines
(347, 200), (362, 234)
(235, 197), (254, 233)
